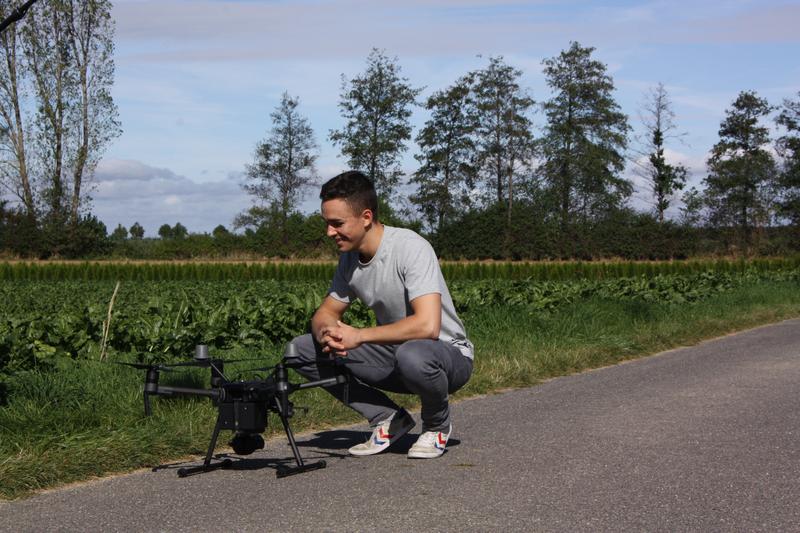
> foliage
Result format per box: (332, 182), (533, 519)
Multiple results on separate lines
(329, 48), (423, 199)
(633, 83), (688, 223)
(1, 267), (797, 375)
(539, 42), (631, 246)
(775, 92), (800, 240)
(0, 0), (120, 228)
(704, 90), (777, 252)
(238, 92), (318, 232)
(129, 222), (144, 239)
(0, 280), (361, 372)
(3, 257), (799, 282)
(469, 56), (536, 214)
(110, 224), (128, 242)
(158, 224), (173, 239)
(411, 76), (476, 231)
(157, 223), (186, 240)
(432, 202), (699, 260)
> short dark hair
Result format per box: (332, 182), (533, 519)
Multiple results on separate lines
(319, 170), (379, 220)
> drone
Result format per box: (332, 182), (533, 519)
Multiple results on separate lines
(120, 343), (358, 478)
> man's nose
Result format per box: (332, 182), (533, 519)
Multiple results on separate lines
(326, 225), (337, 237)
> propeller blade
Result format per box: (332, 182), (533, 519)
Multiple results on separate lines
(219, 357), (269, 364)
(160, 360), (212, 368)
(282, 357), (363, 368)
(113, 361), (174, 372)
(161, 357), (265, 368)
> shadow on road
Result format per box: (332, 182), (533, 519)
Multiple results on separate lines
(297, 429), (461, 455)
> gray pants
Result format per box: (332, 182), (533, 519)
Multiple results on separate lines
(288, 334), (473, 432)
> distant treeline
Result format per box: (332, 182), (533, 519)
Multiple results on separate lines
(3, 203), (798, 262)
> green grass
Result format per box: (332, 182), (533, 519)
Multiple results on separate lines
(1, 280), (799, 499)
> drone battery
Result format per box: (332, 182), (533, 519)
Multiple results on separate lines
(219, 401), (267, 433)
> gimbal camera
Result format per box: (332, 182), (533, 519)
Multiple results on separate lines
(123, 343), (357, 478)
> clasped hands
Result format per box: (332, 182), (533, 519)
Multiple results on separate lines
(319, 320), (363, 357)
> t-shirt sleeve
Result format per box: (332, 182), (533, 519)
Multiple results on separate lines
(328, 256), (355, 303)
(404, 238), (443, 301)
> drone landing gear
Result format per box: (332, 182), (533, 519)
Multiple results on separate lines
(176, 417), (233, 478)
(275, 401), (326, 478)
(175, 398), (327, 478)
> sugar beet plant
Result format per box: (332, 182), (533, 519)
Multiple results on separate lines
(1, 269), (798, 375)
(0, 281), (372, 373)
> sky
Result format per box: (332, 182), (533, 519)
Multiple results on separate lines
(84, 0), (800, 236)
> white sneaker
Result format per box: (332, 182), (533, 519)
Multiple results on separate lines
(349, 409), (416, 456)
(407, 424), (451, 459)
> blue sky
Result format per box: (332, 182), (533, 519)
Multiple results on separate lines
(90, 0), (800, 235)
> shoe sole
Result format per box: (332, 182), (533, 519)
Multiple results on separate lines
(407, 450), (445, 459)
(407, 425), (451, 459)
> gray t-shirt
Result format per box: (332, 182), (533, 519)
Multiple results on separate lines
(328, 225), (474, 359)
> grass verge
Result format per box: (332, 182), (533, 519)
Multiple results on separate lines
(1, 280), (799, 499)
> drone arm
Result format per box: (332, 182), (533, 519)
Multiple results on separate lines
(294, 375), (344, 390)
(294, 373), (350, 405)
(149, 385), (220, 399)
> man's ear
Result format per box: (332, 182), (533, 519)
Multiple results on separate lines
(360, 208), (374, 228)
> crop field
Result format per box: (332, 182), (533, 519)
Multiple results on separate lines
(2, 268), (798, 373)
(1, 260), (800, 498)
(1, 256), (798, 282)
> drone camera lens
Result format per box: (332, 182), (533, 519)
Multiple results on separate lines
(230, 433), (265, 455)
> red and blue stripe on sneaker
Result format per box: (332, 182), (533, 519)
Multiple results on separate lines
(372, 427), (393, 446)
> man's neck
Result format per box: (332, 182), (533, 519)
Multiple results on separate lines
(357, 222), (384, 262)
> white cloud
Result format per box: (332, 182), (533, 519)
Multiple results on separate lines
(92, 159), (251, 235)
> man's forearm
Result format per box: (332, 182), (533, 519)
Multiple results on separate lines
(311, 308), (341, 342)
(359, 314), (439, 345)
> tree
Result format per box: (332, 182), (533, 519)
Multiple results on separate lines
(633, 83), (687, 223)
(212, 224), (230, 238)
(109, 222), (127, 241)
(775, 92), (800, 237)
(157, 223), (173, 240)
(704, 90), (776, 251)
(680, 186), (705, 227)
(410, 77), (476, 230)
(329, 48), (422, 199)
(0, 0), (119, 248)
(470, 56), (536, 219)
(129, 221), (143, 239)
(0, 1), (35, 222)
(238, 92), (317, 235)
(539, 42), (631, 241)
(62, 0), (121, 226)
(172, 222), (187, 239)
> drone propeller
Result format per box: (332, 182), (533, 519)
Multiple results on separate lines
(244, 357), (363, 373)
(159, 356), (267, 369)
(285, 357), (363, 367)
(113, 361), (174, 372)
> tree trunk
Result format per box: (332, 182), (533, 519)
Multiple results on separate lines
(69, 1), (93, 226)
(1, 27), (36, 222)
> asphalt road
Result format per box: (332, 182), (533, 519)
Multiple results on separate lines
(2, 319), (799, 532)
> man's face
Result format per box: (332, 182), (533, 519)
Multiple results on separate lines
(321, 198), (372, 252)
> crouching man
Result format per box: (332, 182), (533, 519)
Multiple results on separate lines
(287, 170), (474, 458)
